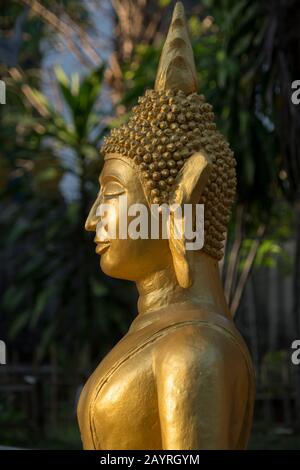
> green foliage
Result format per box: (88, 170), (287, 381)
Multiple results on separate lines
(123, 0), (278, 216)
(0, 0), (294, 377)
(121, 0), (291, 279)
(0, 394), (29, 445)
(0, 0), (299, 447)
(122, 44), (161, 106)
(158, 0), (172, 7)
(0, 67), (135, 372)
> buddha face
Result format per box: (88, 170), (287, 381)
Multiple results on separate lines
(85, 155), (172, 282)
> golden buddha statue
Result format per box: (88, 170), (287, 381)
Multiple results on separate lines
(77, 2), (255, 450)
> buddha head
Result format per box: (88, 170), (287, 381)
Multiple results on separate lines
(85, 2), (236, 291)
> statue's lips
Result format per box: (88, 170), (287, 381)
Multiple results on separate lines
(94, 240), (110, 255)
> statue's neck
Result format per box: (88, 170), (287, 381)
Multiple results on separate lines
(136, 252), (231, 320)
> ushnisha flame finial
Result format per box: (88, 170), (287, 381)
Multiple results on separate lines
(155, 2), (198, 95)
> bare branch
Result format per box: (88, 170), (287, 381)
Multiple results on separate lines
(224, 205), (244, 303)
(19, 0), (103, 67)
(230, 224), (266, 317)
(8, 67), (50, 117)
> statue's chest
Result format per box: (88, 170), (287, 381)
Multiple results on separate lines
(78, 333), (161, 449)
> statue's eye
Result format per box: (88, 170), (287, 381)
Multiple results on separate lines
(102, 181), (125, 199)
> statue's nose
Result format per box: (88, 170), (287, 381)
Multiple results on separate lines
(85, 198), (99, 232)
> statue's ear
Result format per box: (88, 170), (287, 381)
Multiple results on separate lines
(168, 151), (212, 288)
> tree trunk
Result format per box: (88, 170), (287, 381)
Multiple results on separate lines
(293, 198), (300, 427)
(293, 199), (300, 335)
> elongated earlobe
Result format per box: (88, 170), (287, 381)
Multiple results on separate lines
(168, 151), (212, 288)
(169, 212), (192, 288)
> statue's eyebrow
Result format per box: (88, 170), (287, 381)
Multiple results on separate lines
(99, 173), (124, 187)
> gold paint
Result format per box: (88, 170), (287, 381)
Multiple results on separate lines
(155, 2), (198, 94)
(78, 2), (255, 450)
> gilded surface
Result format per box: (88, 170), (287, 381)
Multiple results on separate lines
(78, 2), (255, 450)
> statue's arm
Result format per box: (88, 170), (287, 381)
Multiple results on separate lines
(154, 326), (248, 450)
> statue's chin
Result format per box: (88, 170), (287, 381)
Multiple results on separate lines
(100, 253), (114, 277)
(100, 254), (130, 281)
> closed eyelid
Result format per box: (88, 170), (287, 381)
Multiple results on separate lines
(100, 175), (125, 193)
(101, 178), (125, 196)
(102, 187), (126, 198)
(103, 191), (126, 199)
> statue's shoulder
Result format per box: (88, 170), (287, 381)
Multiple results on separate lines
(152, 309), (253, 377)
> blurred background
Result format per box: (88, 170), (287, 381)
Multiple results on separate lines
(0, 0), (300, 449)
